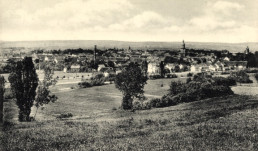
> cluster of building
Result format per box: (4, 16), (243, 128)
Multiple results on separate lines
(0, 41), (251, 77)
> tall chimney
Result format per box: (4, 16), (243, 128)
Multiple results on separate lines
(94, 45), (97, 65)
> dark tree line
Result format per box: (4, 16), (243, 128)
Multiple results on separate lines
(247, 52), (258, 67)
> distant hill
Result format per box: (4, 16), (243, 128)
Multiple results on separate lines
(1, 40), (258, 53)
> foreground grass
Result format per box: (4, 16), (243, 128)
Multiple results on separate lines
(2, 94), (258, 151)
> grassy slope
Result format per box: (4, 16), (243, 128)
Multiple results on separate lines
(2, 94), (258, 151)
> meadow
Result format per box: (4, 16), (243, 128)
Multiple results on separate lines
(2, 77), (258, 150)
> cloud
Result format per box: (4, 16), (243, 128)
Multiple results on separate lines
(0, 0), (257, 42)
(189, 1), (244, 31)
(109, 11), (170, 31)
(1, 0), (134, 30)
(212, 1), (243, 14)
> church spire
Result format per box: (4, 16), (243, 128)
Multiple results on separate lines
(182, 40), (185, 50)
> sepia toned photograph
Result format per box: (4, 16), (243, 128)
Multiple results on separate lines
(0, 0), (258, 150)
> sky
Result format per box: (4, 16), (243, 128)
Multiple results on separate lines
(0, 0), (257, 42)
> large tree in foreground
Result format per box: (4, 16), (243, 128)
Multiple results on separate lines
(9, 57), (38, 121)
(115, 62), (148, 110)
(0, 76), (5, 123)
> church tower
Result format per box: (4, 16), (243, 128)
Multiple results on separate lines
(245, 46), (250, 55)
(180, 40), (186, 57)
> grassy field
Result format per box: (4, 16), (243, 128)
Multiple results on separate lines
(2, 78), (258, 150)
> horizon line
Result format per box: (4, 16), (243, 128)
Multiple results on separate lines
(1, 39), (258, 44)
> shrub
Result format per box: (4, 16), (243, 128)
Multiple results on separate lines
(255, 73), (258, 81)
(56, 113), (73, 119)
(149, 75), (162, 80)
(221, 72), (230, 75)
(78, 73), (106, 88)
(186, 77), (192, 83)
(230, 71), (253, 83)
(169, 81), (186, 95)
(149, 98), (162, 108)
(213, 77), (236, 86)
(166, 74), (178, 78)
(187, 72), (193, 77)
(78, 81), (92, 88)
(142, 101), (152, 110)
(133, 100), (143, 110)
(106, 73), (116, 82)
(147, 75), (235, 109)
(112, 107), (117, 111)
(245, 69), (258, 73)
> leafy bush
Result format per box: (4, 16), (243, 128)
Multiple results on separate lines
(106, 73), (116, 82)
(142, 101), (152, 109)
(245, 69), (258, 73)
(78, 73), (106, 88)
(132, 100), (143, 110)
(56, 113), (73, 119)
(187, 72), (193, 77)
(255, 73), (258, 81)
(78, 81), (92, 88)
(149, 98), (162, 108)
(138, 73), (235, 110)
(213, 77), (236, 86)
(149, 75), (162, 80)
(169, 81), (186, 95)
(230, 71), (253, 83)
(186, 77), (192, 83)
(166, 74), (178, 78)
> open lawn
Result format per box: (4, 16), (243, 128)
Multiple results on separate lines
(2, 95), (258, 150)
(2, 78), (258, 150)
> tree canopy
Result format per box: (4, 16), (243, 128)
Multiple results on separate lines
(115, 62), (147, 109)
(8, 57), (38, 121)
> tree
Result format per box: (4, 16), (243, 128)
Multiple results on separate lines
(160, 61), (165, 77)
(141, 60), (148, 77)
(107, 61), (115, 68)
(0, 76), (5, 122)
(34, 64), (58, 119)
(9, 57), (38, 121)
(115, 62), (148, 110)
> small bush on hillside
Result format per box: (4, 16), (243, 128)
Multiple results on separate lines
(106, 73), (116, 82)
(245, 69), (258, 73)
(255, 73), (258, 81)
(149, 75), (162, 80)
(142, 101), (152, 110)
(56, 113), (73, 119)
(139, 73), (235, 109)
(169, 81), (186, 95)
(186, 77), (192, 83)
(166, 74), (178, 78)
(133, 100), (143, 110)
(78, 73), (106, 88)
(187, 72), (193, 77)
(149, 98), (162, 108)
(230, 71), (253, 83)
(213, 77), (236, 86)
(78, 81), (92, 88)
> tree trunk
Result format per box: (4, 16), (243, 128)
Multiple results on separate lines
(122, 94), (133, 110)
(34, 107), (39, 119)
